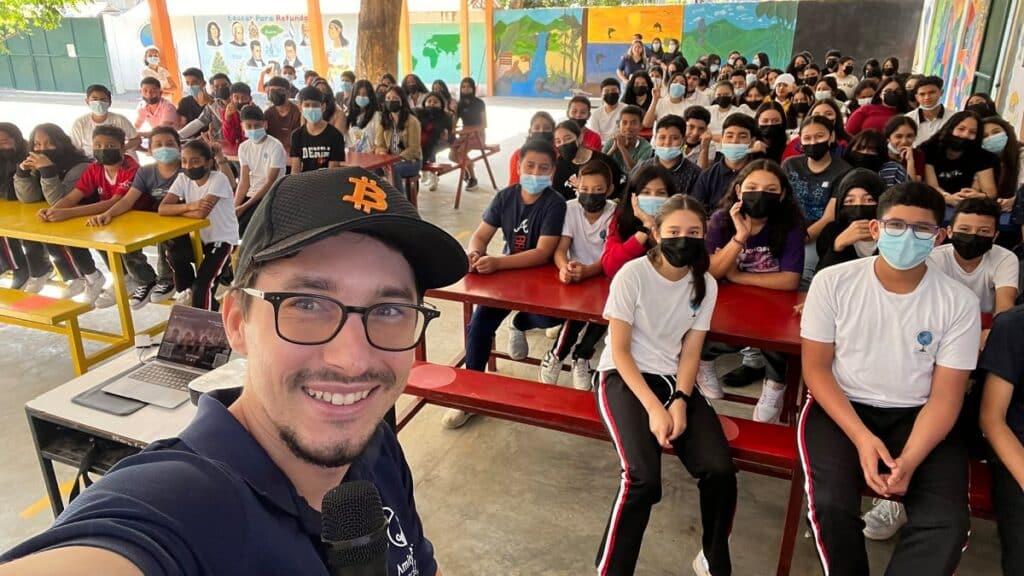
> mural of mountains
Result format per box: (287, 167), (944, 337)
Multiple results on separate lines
(681, 17), (793, 68)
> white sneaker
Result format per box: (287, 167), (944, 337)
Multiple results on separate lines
(863, 499), (906, 541)
(94, 288), (117, 309)
(441, 408), (473, 429)
(507, 325), (528, 360)
(571, 358), (593, 391)
(697, 360), (724, 399)
(428, 172), (439, 191)
(82, 271), (106, 304)
(692, 550), (711, 576)
(753, 379), (786, 423)
(59, 278), (86, 299)
(22, 274), (47, 293)
(539, 351), (562, 385)
(545, 325), (561, 339)
(174, 289), (193, 306)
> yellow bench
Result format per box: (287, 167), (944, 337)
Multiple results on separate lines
(0, 288), (93, 375)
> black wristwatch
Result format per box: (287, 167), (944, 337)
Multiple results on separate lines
(668, 389), (690, 406)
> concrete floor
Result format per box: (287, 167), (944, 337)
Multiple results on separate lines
(0, 92), (1002, 574)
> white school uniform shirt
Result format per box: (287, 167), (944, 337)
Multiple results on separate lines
(588, 103), (624, 145)
(906, 106), (948, 147)
(801, 257), (981, 408)
(597, 257), (718, 375)
(708, 105), (747, 134)
(653, 92), (710, 121)
(927, 243), (1018, 313)
(238, 135), (287, 198)
(561, 199), (616, 265)
(167, 170), (240, 246)
(70, 112), (138, 156)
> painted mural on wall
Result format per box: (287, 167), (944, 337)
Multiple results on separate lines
(919, 0), (989, 110)
(323, 15), (358, 88)
(585, 6), (683, 85)
(997, 2), (1024, 129)
(409, 18), (487, 87)
(493, 8), (583, 97)
(681, 2), (796, 71)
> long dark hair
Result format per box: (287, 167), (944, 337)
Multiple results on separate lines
(0, 123), (27, 198)
(871, 78), (910, 113)
(622, 71), (653, 110)
(381, 86), (413, 132)
(401, 74), (428, 96)
(648, 194), (710, 307)
(614, 163), (677, 242)
(346, 79), (378, 130)
(921, 109), (983, 151)
(28, 123), (89, 175)
(983, 116), (1022, 200)
(431, 79), (454, 107)
(809, 99), (849, 142)
(312, 78), (339, 122)
(717, 159), (804, 262)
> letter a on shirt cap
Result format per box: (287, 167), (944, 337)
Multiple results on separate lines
(343, 176), (389, 214)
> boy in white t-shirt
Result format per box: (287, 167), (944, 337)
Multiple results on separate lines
(588, 78), (624, 146)
(539, 160), (617, 390)
(799, 182), (980, 576)
(234, 105), (286, 235)
(159, 140), (240, 311)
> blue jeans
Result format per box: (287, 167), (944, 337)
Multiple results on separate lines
(391, 159), (421, 183)
(465, 305), (562, 371)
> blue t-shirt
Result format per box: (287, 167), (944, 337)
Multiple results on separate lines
(781, 155), (851, 222)
(482, 185), (567, 254)
(1, 390), (436, 576)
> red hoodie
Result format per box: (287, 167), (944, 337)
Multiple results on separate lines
(601, 216), (648, 277)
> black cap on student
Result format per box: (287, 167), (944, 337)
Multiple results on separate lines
(235, 168), (467, 291)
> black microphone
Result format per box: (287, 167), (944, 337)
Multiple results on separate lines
(322, 480), (390, 576)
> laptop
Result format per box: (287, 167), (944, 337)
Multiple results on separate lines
(103, 305), (232, 409)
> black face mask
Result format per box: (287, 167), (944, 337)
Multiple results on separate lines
(269, 91), (287, 106)
(843, 65), (854, 75)
(803, 142), (830, 161)
(572, 118), (588, 130)
(185, 166), (209, 181)
(215, 86), (231, 100)
(804, 76), (819, 86)
(758, 124), (785, 142)
(845, 151), (884, 172)
(713, 96), (734, 108)
(943, 134), (972, 152)
(790, 102), (810, 116)
(660, 236), (706, 268)
(634, 86), (649, 96)
(577, 193), (608, 213)
(839, 204), (877, 225)
(740, 191), (781, 219)
(882, 91), (901, 107)
(94, 148), (122, 166)
(558, 141), (579, 160)
(531, 131), (554, 143)
(883, 67), (896, 76)
(951, 232), (994, 260)
(603, 92), (620, 106)
(386, 101), (402, 113)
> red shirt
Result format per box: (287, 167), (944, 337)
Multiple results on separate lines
(845, 104), (899, 136)
(75, 156), (147, 210)
(221, 108), (246, 157)
(583, 128), (602, 151)
(600, 216), (648, 278)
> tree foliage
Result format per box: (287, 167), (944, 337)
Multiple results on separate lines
(0, 0), (85, 51)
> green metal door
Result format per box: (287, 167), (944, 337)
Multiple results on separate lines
(0, 18), (112, 93)
(972, 0), (1013, 95)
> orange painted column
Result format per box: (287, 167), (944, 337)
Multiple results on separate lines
(400, 0), (413, 76)
(459, 0), (470, 80)
(306, 0), (328, 78)
(484, 0), (494, 96)
(147, 0), (180, 103)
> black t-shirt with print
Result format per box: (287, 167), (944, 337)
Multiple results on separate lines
(290, 124), (346, 172)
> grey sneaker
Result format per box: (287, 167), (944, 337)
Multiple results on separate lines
(441, 409), (473, 429)
(697, 360), (724, 399)
(59, 278), (86, 299)
(753, 379), (786, 423)
(571, 358), (593, 391)
(539, 351), (562, 385)
(863, 499), (906, 540)
(507, 325), (528, 360)
(94, 288), (117, 309)
(22, 274), (47, 294)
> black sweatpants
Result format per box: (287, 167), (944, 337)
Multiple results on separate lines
(992, 459), (1024, 575)
(165, 236), (232, 311)
(20, 240), (96, 279)
(798, 398), (969, 576)
(701, 342), (786, 382)
(549, 320), (606, 362)
(595, 370), (737, 576)
(99, 250), (156, 285)
(236, 196), (262, 237)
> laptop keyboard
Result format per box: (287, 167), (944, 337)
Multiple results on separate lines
(132, 364), (197, 391)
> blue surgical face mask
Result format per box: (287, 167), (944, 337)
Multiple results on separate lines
(815, 90), (831, 101)
(654, 146), (682, 161)
(355, 95), (370, 108)
(185, 85), (202, 99)
(982, 132), (1008, 154)
(520, 173), (551, 195)
(876, 227), (935, 270)
(668, 83), (686, 99)
(302, 107), (323, 123)
(245, 128), (267, 141)
(151, 147), (180, 164)
(340, 81), (353, 94)
(637, 195), (668, 217)
(720, 143), (750, 162)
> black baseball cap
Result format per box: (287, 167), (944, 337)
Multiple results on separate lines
(235, 168), (467, 292)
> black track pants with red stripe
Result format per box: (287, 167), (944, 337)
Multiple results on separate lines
(166, 238), (232, 311)
(594, 370), (737, 576)
(798, 398), (969, 576)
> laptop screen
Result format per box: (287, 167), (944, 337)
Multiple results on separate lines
(158, 305), (232, 370)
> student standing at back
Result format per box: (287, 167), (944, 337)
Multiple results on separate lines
(290, 87), (346, 173)
(70, 84), (140, 156)
(263, 76), (303, 158)
(590, 79), (625, 146)
(451, 77), (487, 191)
(799, 182), (979, 576)
(566, 95), (604, 151)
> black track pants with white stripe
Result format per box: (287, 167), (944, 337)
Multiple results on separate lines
(798, 398), (969, 576)
(594, 370), (737, 576)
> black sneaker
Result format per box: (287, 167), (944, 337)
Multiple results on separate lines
(149, 279), (176, 303)
(722, 364), (766, 387)
(129, 281), (157, 309)
(466, 177), (479, 191)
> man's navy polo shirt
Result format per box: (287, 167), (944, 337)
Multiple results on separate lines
(1, 390), (437, 576)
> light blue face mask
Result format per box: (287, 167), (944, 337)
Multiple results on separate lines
(185, 85), (202, 99)
(151, 147), (180, 164)
(654, 146), (682, 161)
(982, 132), (1008, 154)
(815, 90), (831, 101)
(668, 83), (686, 99)
(339, 81), (353, 94)
(302, 107), (323, 123)
(520, 174), (551, 195)
(876, 227), (935, 270)
(245, 128), (267, 141)
(355, 95), (370, 108)
(720, 143), (750, 162)
(88, 100), (110, 115)
(637, 195), (668, 216)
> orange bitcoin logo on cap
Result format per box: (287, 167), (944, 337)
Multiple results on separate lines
(343, 176), (389, 214)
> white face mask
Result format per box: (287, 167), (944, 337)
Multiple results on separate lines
(857, 97), (873, 106)
(854, 240), (877, 258)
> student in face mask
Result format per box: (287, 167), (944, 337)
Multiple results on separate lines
(661, 38), (679, 63)
(450, 76), (487, 191)
(740, 81), (770, 115)
(566, 95), (603, 151)
(508, 111), (555, 186)
(263, 76), (302, 157)
(815, 168), (885, 272)
(552, 120), (621, 201)
(631, 114), (703, 194)
(179, 73), (231, 143)
(842, 79), (878, 118)
(922, 110), (997, 207)
(966, 93), (999, 118)
(594, 193), (736, 576)
(862, 58), (883, 80)
(290, 87), (345, 173)
(846, 78), (908, 136)
(786, 86), (815, 131)
(701, 160), (805, 421)
(70, 83), (140, 156)
(881, 116), (923, 186)
(844, 130), (888, 174)
(905, 76), (946, 144)
(783, 99), (849, 161)
(343, 79), (381, 155)
(601, 164), (674, 277)
(134, 77), (179, 132)
(801, 64), (821, 89)
(622, 71), (654, 114)
(827, 57), (859, 99)
(375, 86), (423, 191)
(813, 77), (842, 104)
(754, 102), (788, 163)
(882, 57), (900, 78)
(417, 92), (453, 191)
(980, 117), (1024, 246)
(708, 81), (742, 135)
(648, 66), (665, 91)
(590, 78), (625, 145)
(540, 160), (617, 390)
(642, 70), (710, 130)
(177, 69), (212, 127)
(730, 69), (749, 96)
(647, 37), (665, 66)
(401, 74), (429, 109)
(140, 45), (178, 97)
(692, 113), (760, 213)
(233, 106), (286, 235)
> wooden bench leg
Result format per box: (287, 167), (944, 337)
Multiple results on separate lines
(480, 152), (498, 190)
(454, 166), (467, 210)
(776, 467), (805, 576)
(404, 176), (420, 207)
(65, 316), (87, 376)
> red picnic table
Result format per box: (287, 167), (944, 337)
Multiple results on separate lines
(342, 151), (401, 172)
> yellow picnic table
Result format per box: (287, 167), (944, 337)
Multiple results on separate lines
(0, 199), (207, 373)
